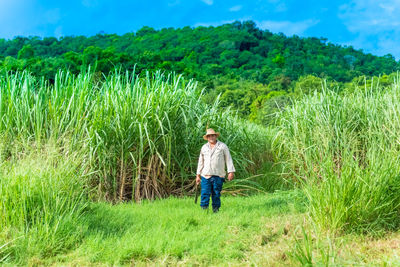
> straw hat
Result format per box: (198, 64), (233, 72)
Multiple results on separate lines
(203, 128), (220, 140)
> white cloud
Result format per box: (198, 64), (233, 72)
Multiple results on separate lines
(379, 3), (396, 14)
(201, 0), (213, 5)
(339, 0), (400, 33)
(338, 0), (400, 58)
(256, 19), (319, 36)
(229, 5), (242, 12)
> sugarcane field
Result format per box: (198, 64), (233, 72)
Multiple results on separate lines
(2, 2), (400, 266)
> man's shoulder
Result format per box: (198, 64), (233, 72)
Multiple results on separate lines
(217, 141), (228, 149)
(201, 143), (208, 150)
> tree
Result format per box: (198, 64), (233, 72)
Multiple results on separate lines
(18, 44), (35, 59)
(294, 75), (324, 95)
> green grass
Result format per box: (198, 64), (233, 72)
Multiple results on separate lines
(2, 191), (305, 266)
(274, 75), (400, 234)
(6, 187), (400, 266)
(0, 145), (89, 264)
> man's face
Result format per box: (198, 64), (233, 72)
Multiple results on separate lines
(207, 134), (217, 144)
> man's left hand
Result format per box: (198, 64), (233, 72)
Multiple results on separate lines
(228, 172), (234, 181)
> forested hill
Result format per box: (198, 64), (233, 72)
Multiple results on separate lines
(1, 20), (399, 81)
(1, 20), (399, 122)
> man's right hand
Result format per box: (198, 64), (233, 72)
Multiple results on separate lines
(196, 175), (201, 185)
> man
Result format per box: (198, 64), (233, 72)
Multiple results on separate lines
(196, 128), (235, 213)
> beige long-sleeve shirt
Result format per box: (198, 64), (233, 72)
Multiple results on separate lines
(196, 141), (235, 178)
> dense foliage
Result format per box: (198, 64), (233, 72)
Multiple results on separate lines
(0, 70), (275, 263)
(275, 76), (400, 233)
(1, 21), (399, 120)
(0, 70), (271, 202)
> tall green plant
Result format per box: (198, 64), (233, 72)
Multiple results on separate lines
(0, 144), (88, 263)
(275, 75), (400, 233)
(0, 70), (271, 201)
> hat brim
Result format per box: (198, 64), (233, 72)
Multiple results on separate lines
(203, 132), (220, 140)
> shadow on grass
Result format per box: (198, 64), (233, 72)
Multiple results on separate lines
(83, 204), (134, 237)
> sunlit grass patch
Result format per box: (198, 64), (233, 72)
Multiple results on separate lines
(46, 191), (305, 266)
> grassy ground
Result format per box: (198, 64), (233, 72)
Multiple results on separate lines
(17, 191), (305, 266)
(3, 189), (400, 266)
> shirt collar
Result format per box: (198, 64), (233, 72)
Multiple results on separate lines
(207, 140), (219, 149)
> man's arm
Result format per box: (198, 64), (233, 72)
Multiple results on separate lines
(224, 145), (235, 181)
(196, 150), (204, 184)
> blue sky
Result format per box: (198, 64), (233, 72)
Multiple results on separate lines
(1, 0), (399, 59)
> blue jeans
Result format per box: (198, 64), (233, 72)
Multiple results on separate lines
(200, 176), (225, 209)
